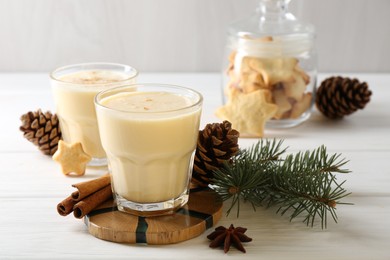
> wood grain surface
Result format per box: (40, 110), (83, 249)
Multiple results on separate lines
(2, 73), (390, 259)
(84, 188), (223, 244)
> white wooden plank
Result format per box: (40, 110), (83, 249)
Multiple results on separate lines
(0, 196), (389, 259)
(0, 149), (389, 198)
(2, 73), (389, 152)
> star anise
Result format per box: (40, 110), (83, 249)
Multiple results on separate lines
(207, 224), (252, 253)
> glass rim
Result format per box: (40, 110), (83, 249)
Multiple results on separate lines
(49, 62), (139, 85)
(95, 83), (203, 114)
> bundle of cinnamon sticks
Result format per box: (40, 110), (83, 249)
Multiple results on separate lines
(57, 174), (112, 219)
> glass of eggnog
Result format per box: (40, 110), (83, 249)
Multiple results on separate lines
(50, 63), (138, 166)
(95, 84), (203, 216)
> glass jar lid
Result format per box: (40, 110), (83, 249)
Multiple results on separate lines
(228, 0), (315, 58)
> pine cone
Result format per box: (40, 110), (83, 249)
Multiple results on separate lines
(316, 76), (372, 119)
(20, 109), (62, 155)
(192, 121), (239, 187)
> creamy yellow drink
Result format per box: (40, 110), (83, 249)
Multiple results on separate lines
(95, 84), (203, 216)
(51, 63), (138, 166)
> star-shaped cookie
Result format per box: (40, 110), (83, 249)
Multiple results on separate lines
(216, 90), (277, 137)
(52, 140), (92, 176)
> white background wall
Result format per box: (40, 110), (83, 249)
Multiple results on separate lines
(0, 0), (389, 73)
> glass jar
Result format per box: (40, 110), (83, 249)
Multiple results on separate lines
(218, 0), (316, 137)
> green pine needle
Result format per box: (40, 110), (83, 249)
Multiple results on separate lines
(211, 139), (352, 229)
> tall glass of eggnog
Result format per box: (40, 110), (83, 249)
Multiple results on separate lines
(95, 84), (203, 216)
(50, 63), (138, 166)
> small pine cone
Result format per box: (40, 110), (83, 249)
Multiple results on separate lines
(20, 109), (62, 155)
(316, 76), (372, 119)
(192, 121), (239, 187)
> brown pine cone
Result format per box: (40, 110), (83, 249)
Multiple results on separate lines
(316, 76), (372, 119)
(20, 109), (62, 155)
(192, 121), (239, 187)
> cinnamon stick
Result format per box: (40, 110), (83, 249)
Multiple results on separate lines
(71, 174), (111, 201)
(57, 195), (76, 216)
(73, 185), (113, 219)
(56, 174), (112, 218)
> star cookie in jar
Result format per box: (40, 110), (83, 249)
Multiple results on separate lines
(217, 0), (316, 137)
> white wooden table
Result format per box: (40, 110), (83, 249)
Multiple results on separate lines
(1, 72), (389, 259)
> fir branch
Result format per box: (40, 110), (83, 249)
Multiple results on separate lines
(211, 140), (352, 228)
(212, 139), (285, 216)
(240, 138), (287, 163)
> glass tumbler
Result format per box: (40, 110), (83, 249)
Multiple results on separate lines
(95, 84), (203, 216)
(50, 62), (138, 166)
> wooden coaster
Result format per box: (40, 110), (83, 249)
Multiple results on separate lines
(84, 188), (223, 245)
